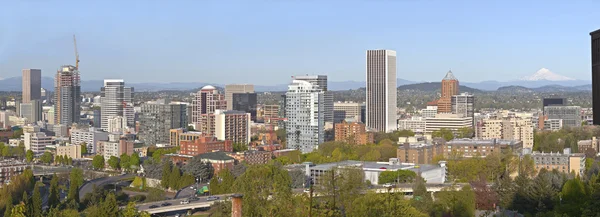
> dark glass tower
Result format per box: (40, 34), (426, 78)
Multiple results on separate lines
(591, 29), (600, 125)
(232, 93), (257, 121)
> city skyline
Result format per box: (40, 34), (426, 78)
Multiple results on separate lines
(1, 1), (598, 84)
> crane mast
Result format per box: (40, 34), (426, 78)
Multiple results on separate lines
(73, 35), (80, 69)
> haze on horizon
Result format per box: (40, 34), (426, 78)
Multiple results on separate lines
(0, 1), (598, 85)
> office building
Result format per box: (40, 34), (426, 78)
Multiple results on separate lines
(0, 111), (8, 129)
(591, 29), (600, 125)
(24, 132), (52, 157)
(366, 49), (397, 132)
(22, 69), (42, 103)
(225, 84), (254, 110)
(294, 75), (333, 123)
(92, 109), (101, 128)
(437, 71), (459, 113)
(180, 136), (233, 156)
(214, 110), (251, 145)
(56, 144), (82, 159)
(97, 134), (134, 160)
(107, 116), (127, 133)
(543, 98), (565, 109)
(285, 79), (324, 153)
(70, 127), (109, 154)
(101, 79), (134, 130)
(54, 65), (81, 125)
(425, 114), (472, 134)
(192, 86), (226, 127)
(544, 119), (563, 131)
(333, 101), (362, 123)
(19, 100), (42, 123)
(232, 93), (257, 121)
(421, 106), (438, 118)
(334, 121), (373, 145)
(530, 148), (585, 176)
(476, 116), (534, 149)
(451, 93), (474, 120)
(543, 106), (581, 128)
(262, 104), (280, 123)
(278, 95), (287, 130)
(397, 117), (426, 133)
(139, 100), (188, 145)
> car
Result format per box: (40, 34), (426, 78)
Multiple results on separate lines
(190, 186), (195, 189)
(382, 183), (393, 188)
(161, 202), (171, 207)
(180, 200), (190, 205)
(207, 196), (219, 201)
(149, 205), (159, 208)
(303, 189), (311, 193)
(189, 197), (200, 202)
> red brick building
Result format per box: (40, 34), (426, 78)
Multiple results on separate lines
(180, 136), (233, 156)
(197, 151), (235, 174)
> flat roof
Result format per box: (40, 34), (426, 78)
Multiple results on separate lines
(308, 160), (441, 172)
(447, 138), (520, 146)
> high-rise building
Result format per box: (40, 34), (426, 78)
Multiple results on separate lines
(232, 93), (257, 121)
(333, 101), (362, 123)
(192, 86), (226, 127)
(366, 49), (397, 132)
(54, 65), (81, 125)
(591, 29), (600, 125)
(24, 132), (52, 157)
(285, 80), (324, 153)
(139, 100), (188, 145)
(214, 110), (251, 145)
(334, 121), (373, 145)
(225, 84), (254, 110)
(544, 106), (581, 128)
(543, 98), (565, 108)
(19, 100), (42, 123)
(101, 79), (134, 130)
(451, 93), (474, 128)
(294, 75), (333, 123)
(278, 95), (287, 130)
(476, 116), (534, 149)
(22, 69), (42, 103)
(0, 111), (9, 129)
(437, 71), (459, 113)
(70, 127), (110, 154)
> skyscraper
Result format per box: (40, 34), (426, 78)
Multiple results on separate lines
(54, 65), (81, 125)
(451, 93), (474, 128)
(225, 84), (254, 110)
(232, 93), (257, 121)
(139, 100), (187, 145)
(22, 69), (41, 103)
(366, 49), (397, 132)
(591, 29), (600, 125)
(285, 80), (324, 153)
(437, 71), (459, 113)
(294, 75), (333, 123)
(100, 79), (134, 131)
(19, 100), (42, 123)
(192, 85), (226, 127)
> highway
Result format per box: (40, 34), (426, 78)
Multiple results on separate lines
(135, 194), (231, 214)
(79, 173), (135, 200)
(175, 183), (208, 199)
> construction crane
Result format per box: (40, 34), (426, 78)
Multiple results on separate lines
(73, 35), (80, 69)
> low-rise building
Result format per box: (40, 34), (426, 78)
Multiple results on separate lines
(578, 137), (599, 154)
(334, 121), (373, 145)
(425, 114), (472, 134)
(0, 160), (27, 185)
(196, 151), (235, 174)
(169, 129), (204, 147)
(529, 148), (585, 176)
(397, 117), (426, 133)
(179, 136), (232, 156)
(445, 138), (523, 158)
(70, 127), (109, 154)
(24, 132), (52, 157)
(96, 134), (134, 160)
(56, 144), (82, 159)
(397, 137), (444, 164)
(229, 151), (272, 165)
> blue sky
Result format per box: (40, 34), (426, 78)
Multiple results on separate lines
(0, 0), (598, 84)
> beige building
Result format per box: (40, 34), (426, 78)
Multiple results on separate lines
(366, 49), (397, 133)
(262, 105), (280, 121)
(425, 113), (472, 134)
(333, 101), (362, 123)
(56, 144), (82, 159)
(397, 117), (426, 133)
(445, 138), (523, 158)
(476, 116), (534, 149)
(225, 84), (254, 110)
(530, 148), (585, 176)
(169, 128), (204, 146)
(214, 110), (251, 145)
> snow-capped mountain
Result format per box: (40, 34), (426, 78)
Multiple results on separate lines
(520, 68), (575, 81)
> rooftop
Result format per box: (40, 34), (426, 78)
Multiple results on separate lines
(308, 160), (441, 173)
(447, 138), (520, 146)
(196, 151), (235, 161)
(442, 70), (457, 81)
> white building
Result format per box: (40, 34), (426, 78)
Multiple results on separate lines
(70, 127), (109, 154)
(107, 116), (128, 133)
(366, 49), (397, 132)
(397, 117), (426, 133)
(294, 75), (333, 124)
(285, 80), (324, 153)
(333, 101), (362, 123)
(476, 116), (534, 149)
(214, 110), (251, 145)
(0, 111), (9, 129)
(421, 106), (438, 118)
(425, 114), (473, 134)
(101, 79), (134, 130)
(24, 132), (52, 157)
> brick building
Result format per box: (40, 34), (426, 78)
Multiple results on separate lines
(179, 136), (232, 156)
(334, 121), (373, 145)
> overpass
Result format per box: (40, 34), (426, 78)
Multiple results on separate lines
(79, 174), (135, 200)
(32, 165), (72, 176)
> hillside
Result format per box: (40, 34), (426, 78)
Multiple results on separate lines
(397, 82), (483, 93)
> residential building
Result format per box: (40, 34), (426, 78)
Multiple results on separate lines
(0, 160), (27, 185)
(179, 136), (233, 156)
(192, 86), (226, 128)
(285, 80), (324, 153)
(22, 69), (42, 103)
(97, 134), (134, 160)
(225, 84), (254, 110)
(476, 116), (534, 149)
(437, 71), (459, 113)
(397, 117), (426, 133)
(54, 65), (81, 125)
(543, 106), (581, 128)
(70, 127), (109, 154)
(334, 121), (373, 145)
(397, 139), (444, 165)
(544, 119), (563, 131)
(214, 110), (251, 145)
(333, 101), (362, 123)
(0, 111), (8, 129)
(169, 129), (204, 146)
(139, 99), (187, 145)
(425, 114), (472, 134)
(578, 137), (599, 154)
(530, 148), (585, 176)
(56, 144), (82, 159)
(24, 132), (52, 157)
(592, 29), (600, 125)
(445, 138), (523, 158)
(366, 49), (397, 132)
(101, 79), (134, 130)
(294, 75), (333, 123)
(229, 151), (272, 165)
(107, 116), (127, 133)
(262, 104), (280, 122)
(421, 106), (438, 118)
(232, 93), (257, 122)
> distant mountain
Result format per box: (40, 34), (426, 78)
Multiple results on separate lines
(520, 68), (575, 81)
(461, 80), (591, 91)
(398, 82), (483, 93)
(496, 86), (534, 93)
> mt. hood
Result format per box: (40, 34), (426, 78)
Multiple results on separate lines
(520, 68), (575, 81)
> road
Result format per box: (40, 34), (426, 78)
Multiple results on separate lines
(175, 183), (209, 199)
(79, 173), (135, 200)
(135, 194), (231, 214)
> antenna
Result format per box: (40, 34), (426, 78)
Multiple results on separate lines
(73, 35), (80, 69)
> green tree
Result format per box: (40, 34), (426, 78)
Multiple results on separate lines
(4, 194), (13, 217)
(1, 145), (10, 157)
(145, 188), (165, 202)
(209, 169), (235, 195)
(432, 128), (454, 141)
(67, 156), (73, 165)
(21, 191), (32, 217)
(92, 155), (105, 170)
(120, 153), (131, 171)
(25, 150), (34, 163)
(101, 193), (119, 216)
(108, 156), (120, 170)
(48, 174), (60, 208)
(40, 152), (53, 164)
(457, 127), (474, 138)
(10, 202), (27, 217)
(434, 185), (476, 217)
(161, 161), (172, 189)
(557, 178), (588, 216)
(233, 143), (248, 152)
(130, 153), (140, 169)
(11, 128), (23, 139)
(169, 166), (181, 189)
(378, 170), (417, 184)
(32, 183), (42, 217)
(81, 143), (88, 155)
(412, 175), (433, 213)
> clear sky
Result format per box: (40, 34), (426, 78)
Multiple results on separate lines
(0, 0), (598, 84)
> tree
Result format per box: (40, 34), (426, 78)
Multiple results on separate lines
(40, 152), (53, 164)
(67, 156), (73, 165)
(120, 153), (131, 171)
(378, 170), (417, 184)
(412, 175), (433, 213)
(68, 168), (84, 204)
(169, 166), (181, 189)
(48, 174), (60, 208)
(25, 150), (34, 163)
(32, 183), (42, 217)
(210, 169), (235, 195)
(1, 145), (10, 157)
(130, 153), (140, 169)
(557, 178), (588, 216)
(457, 127), (474, 138)
(92, 155), (105, 170)
(56, 155), (63, 165)
(161, 161), (172, 189)
(11, 128), (23, 139)
(81, 143), (88, 155)
(145, 188), (165, 202)
(100, 193), (119, 217)
(10, 202), (27, 217)
(108, 156), (120, 170)
(182, 157), (214, 181)
(21, 191), (32, 217)
(233, 143), (248, 152)
(4, 194), (13, 217)
(231, 163), (247, 178)
(432, 128), (454, 141)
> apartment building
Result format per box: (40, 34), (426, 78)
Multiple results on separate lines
(24, 132), (52, 157)
(261, 104), (280, 123)
(334, 121), (373, 145)
(179, 136), (233, 156)
(285, 79), (324, 153)
(169, 129), (204, 146)
(70, 127), (109, 154)
(529, 148), (585, 176)
(397, 141), (444, 165)
(56, 144), (82, 159)
(578, 137), (599, 154)
(97, 134), (134, 160)
(139, 99), (187, 145)
(214, 110), (251, 145)
(445, 138), (523, 158)
(476, 116), (534, 149)
(0, 160), (27, 184)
